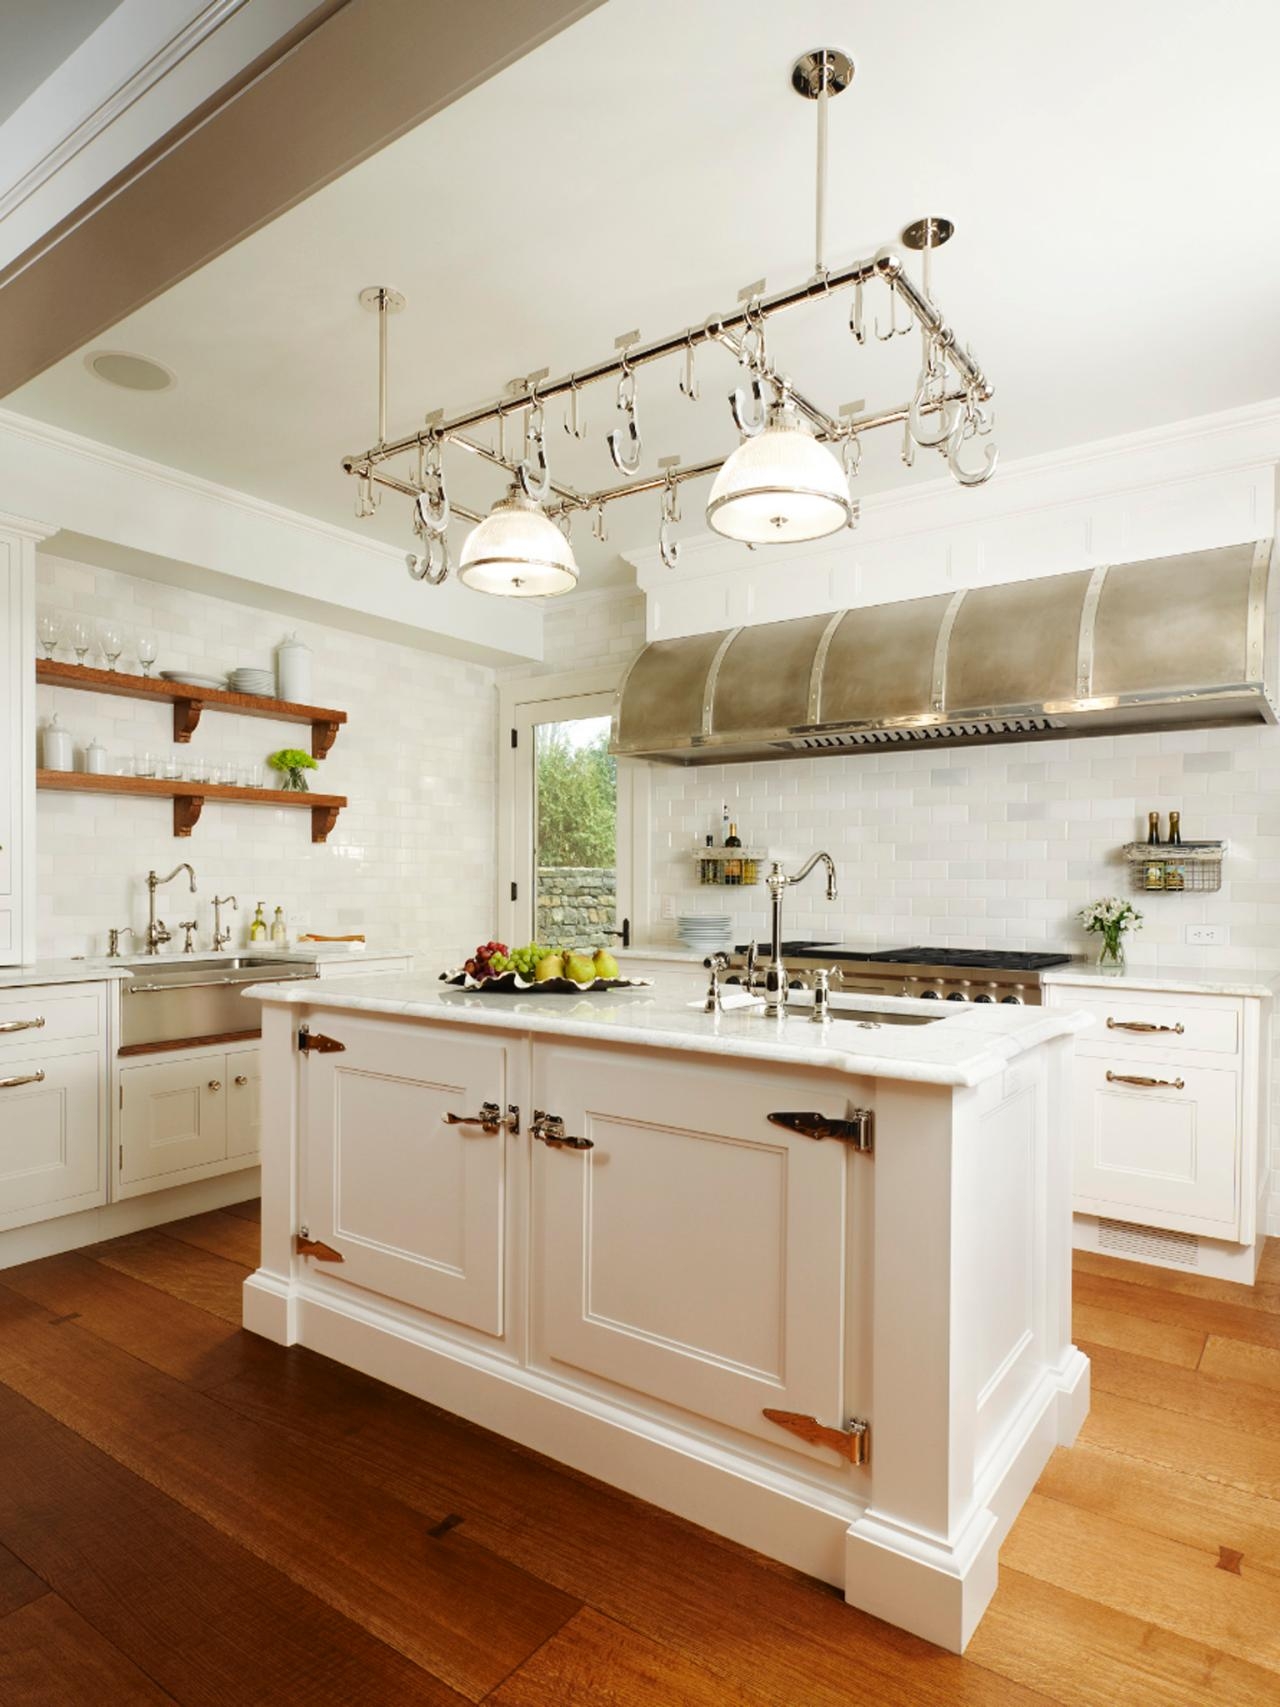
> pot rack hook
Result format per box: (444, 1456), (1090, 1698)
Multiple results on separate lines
(517, 377), (551, 500)
(679, 332), (700, 402)
(907, 338), (954, 449)
(563, 372), (587, 440)
(406, 530), (449, 585)
(607, 335), (642, 475)
(354, 465), (379, 519)
(592, 503), (608, 543)
(849, 278), (866, 346)
(415, 428), (451, 534)
(946, 395), (999, 487)
(657, 456), (681, 569)
(875, 277), (910, 341)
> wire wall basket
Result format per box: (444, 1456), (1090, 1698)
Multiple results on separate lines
(694, 848), (767, 888)
(1122, 841), (1225, 894)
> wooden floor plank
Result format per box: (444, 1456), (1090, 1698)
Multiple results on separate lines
(1036, 1441), (1280, 1579)
(1001, 1492), (1280, 1675)
(159, 1208), (261, 1270)
(488, 1607), (775, 1707)
(0, 1594), (176, 1705)
(205, 1348), (1050, 1707)
(0, 1541), (46, 1620)
(84, 1228), (249, 1324)
(1082, 1340), (1280, 1443)
(1200, 1334), (1280, 1395)
(0, 1289), (579, 1701)
(0, 1381), (463, 1706)
(1080, 1388), (1280, 1501)
(1071, 1302), (1205, 1369)
(970, 1566), (1280, 1707)
(0, 1251), (276, 1391)
(1073, 1248), (1280, 1316)
(1073, 1270), (1280, 1352)
(221, 1198), (261, 1224)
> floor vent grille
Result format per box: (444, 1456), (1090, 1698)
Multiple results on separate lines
(1098, 1217), (1200, 1268)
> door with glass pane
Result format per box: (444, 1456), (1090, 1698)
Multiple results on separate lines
(508, 689), (631, 954)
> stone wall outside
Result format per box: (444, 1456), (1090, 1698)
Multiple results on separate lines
(536, 867), (617, 948)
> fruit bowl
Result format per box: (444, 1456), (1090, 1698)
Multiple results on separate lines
(439, 967), (653, 995)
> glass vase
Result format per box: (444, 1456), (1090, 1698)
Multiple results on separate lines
(1096, 934), (1126, 972)
(280, 768), (310, 793)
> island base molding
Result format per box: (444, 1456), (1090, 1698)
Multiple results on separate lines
(242, 1270), (1088, 1653)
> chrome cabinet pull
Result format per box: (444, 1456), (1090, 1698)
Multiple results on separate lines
(444, 1100), (517, 1135)
(0, 1016), (44, 1034)
(1106, 1071), (1185, 1090)
(531, 1109), (593, 1151)
(1107, 1018), (1185, 1035)
(0, 1070), (45, 1089)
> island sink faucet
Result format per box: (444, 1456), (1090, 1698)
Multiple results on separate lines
(762, 852), (838, 1016)
(212, 895), (238, 953)
(145, 864), (197, 954)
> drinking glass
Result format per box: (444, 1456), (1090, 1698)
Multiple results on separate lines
(69, 618), (92, 664)
(136, 750), (157, 779)
(37, 612), (61, 660)
(100, 623), (123, 671)
(136, 632), (157, 676)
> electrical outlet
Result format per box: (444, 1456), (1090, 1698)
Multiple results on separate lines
(1185, 924), (1227, 946)
(660, 895), (676, 920)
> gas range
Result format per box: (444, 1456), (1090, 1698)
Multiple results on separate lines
(725, 943), (1075, 1005)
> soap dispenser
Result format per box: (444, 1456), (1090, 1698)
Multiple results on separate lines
(249, 902), (268, 943)
(271, 906), (288, 946)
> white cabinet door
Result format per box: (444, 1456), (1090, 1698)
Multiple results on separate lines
(1073, 1055), (1240, 1234)
(301, 1014), (509, 1336)
(531, 1045), (849, 1459)
(120, 1055), (228, 1185)
(0, 1047), (105, 1229)
(226, 1046), (261, 1160)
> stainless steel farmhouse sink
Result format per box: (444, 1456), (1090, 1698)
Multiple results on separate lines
(118, 956), (318, 1047)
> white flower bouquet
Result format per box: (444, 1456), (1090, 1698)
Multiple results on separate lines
(1079, 896), (1143, 968)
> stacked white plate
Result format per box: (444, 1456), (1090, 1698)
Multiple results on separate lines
(677, 913), (734, 954)
(229, 667), (275, 697)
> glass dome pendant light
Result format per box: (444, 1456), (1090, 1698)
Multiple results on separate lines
(457, 484), (579, 597)
(705, 387), (853, 544)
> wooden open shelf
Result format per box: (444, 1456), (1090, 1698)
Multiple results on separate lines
(36, 770), (346, 844)
(36, 659), (347, 758)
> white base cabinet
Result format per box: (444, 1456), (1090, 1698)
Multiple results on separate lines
(248, 997), (1087, 1654)
(1045, 975), (1270, 1280)
(117, 1040), (261, 1198)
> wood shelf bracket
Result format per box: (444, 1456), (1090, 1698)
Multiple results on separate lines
(311, 804), (340, 844)
(173, 795), (204, 837)
(172, 697), (204, 743)
(311, 718), (341, 759)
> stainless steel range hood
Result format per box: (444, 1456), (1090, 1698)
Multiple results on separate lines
(611, 541), (1278, 765)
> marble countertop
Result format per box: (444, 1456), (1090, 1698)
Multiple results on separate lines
(244, 971), (1092, 1089)
(0, 943), (412, 990)
(1042, 963), (1280, 999)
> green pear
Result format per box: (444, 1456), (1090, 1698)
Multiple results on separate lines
(534, 953), (564, 982)
(565, 953), (597, 984)
(593, 948), (619, 979)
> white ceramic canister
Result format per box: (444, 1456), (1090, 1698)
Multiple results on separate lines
(275, 632), (312, 703)
(83, 735), (108, 775)
(42, 713), (73, 771)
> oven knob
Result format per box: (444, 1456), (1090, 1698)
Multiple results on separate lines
(920, 989), (941, 999)
(973, 993), (995, 1003)
(1000, 993), (1024, 1005)
(945, 991), (968, 1002)
(788, 977), (806, 990)
(725, 974), (742, 986)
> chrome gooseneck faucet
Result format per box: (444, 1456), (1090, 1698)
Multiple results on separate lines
(762, 852), (838, 1015)
(146, 864), (197, 955)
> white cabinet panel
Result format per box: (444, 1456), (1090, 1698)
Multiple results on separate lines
(1072, 1055), (1239, 1234)
(532, 1046), (848, 1459)
(0, 1046), (104, 1228)
(1067, 990), (1241, 1057)
(0, 987), (104, 1053)
(302, 1015), (508, 1337)
(120, 1055), (227, 1185)
(226, 1045), (261, 1160)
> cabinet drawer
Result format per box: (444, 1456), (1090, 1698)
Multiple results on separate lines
(0, 984), (105, 1052)
(1063, 989), (1240, 1058)
(1073, 1054), (1239, 1234)
(0, 1046), (105, 1229)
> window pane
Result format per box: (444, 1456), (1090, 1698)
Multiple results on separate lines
(533, 715), (617, 951)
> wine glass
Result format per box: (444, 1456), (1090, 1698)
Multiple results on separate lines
(69, 618), (91, 665)
(100, 623), (123, 672)
(37, 612), (61, 660)
(136, 632), (158, 676)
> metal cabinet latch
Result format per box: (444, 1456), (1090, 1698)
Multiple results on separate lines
(762, 1408), (869, 1465)
(531, 1110), (594, 1150)
(296, 1227), (344, 1262)
(298, 1025), (345, 1054)
(767, 1109), (873, 1152)
(445, 1101), (519, 1135)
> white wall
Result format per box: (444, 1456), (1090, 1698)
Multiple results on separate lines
(35, 552), (498, 962)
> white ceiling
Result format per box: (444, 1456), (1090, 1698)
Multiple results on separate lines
(8, 0), (1280, 594)
(0, 0), (122, 124)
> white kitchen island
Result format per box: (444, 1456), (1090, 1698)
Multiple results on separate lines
(243, 973), (1091, 1652)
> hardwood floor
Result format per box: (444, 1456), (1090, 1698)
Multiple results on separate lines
(0, 1211), (1277, 1705)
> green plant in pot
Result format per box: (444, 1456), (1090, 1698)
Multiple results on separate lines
(268, 748), (318, 792)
